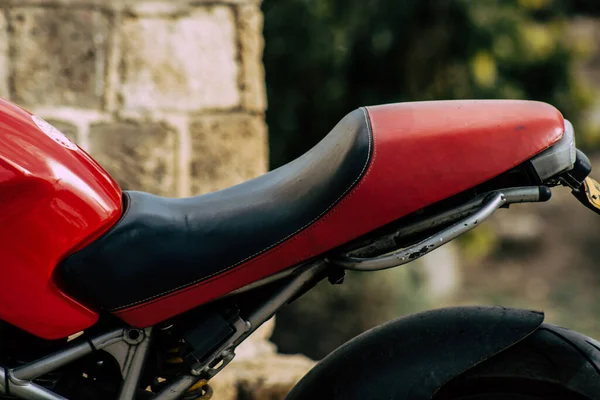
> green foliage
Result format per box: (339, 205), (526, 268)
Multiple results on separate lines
(263, 0), (596, 168)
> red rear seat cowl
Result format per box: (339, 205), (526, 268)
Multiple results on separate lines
(113, 100), (564, 328)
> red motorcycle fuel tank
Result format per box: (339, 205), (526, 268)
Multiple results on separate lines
(0, 98), (122, 339)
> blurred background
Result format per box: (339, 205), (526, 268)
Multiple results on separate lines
(2, 0), (600, 397)
(262, 0), (600, 360)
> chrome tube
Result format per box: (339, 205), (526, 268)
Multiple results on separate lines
(329, 187), (542, 271)
(11, 340), (93, 382)
(10, 329), (123, 383)
(8, 381), (68, 400)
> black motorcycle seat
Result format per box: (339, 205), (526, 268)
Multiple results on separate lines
(57, 108), (372, 311)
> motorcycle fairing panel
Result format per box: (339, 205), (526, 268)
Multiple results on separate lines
(57, 100), (565, 329)
(0, 98), (122, 339)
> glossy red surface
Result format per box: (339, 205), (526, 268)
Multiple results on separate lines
(0, 98), (122, 339)
(115, 100), (565, 327)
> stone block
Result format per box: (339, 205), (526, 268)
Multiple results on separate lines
(0, 12), (8, 99)
(120, 6), (239, 111)
(89, 121), (178, 196)
(237, 4), (267, 111)
(1, 0), (261, 8)
(8, 8), (110, 108)
(189, 113), (268, 194)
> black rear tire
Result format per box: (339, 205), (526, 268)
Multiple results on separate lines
(434, 323), (600, 400)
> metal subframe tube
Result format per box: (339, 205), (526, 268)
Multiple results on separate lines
(8, 381), (68, 400)
(2, 329), (125, 400)
(10, 341), (93, 382)
(330, 187), (543, 271)
(153, 262), (329, 400)
(10, 328), (124, 383)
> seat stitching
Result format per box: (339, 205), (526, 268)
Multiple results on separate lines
(111, 107), (374, 311)
(115, 112), (378, 315)
(117, 151), (378, 314)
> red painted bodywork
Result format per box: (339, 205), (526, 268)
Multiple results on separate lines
(0, 98), (122, 339)
(114, 100), (565, 327)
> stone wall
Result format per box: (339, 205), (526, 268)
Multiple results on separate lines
(0, 0), (267, 197)
(0, 0), (313, 398)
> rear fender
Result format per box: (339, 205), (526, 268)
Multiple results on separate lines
(285, 306), (544, 400)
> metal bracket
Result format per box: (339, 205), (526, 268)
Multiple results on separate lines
(103, 328), (151, 378)
(189, 317), (250, 376)
(103, 328), (152, 400)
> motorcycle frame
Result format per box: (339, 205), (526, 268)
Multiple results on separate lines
(0, 185), (547, 400)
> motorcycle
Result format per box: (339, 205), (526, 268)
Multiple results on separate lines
(0, 98), (599, 400)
